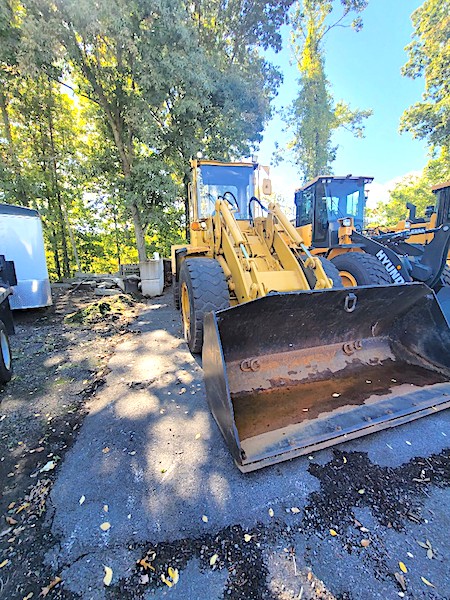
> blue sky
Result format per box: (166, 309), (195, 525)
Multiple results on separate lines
(258, 0), (428, 209)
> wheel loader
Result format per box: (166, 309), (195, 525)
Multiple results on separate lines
(295, 176), (450, 290)
(172, 159), (450, 472)
(385, 180), (450, 281)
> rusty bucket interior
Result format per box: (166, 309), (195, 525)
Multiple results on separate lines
(203, 283), (450, 472)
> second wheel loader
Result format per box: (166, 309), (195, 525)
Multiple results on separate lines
(172, 159), (450, 472)
(295, 176), (450, 289)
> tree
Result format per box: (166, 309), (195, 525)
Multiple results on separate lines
(19, 0), (292, 262)
(286, 0), (372, 181)
(400, 0), (450, 149)
(381, 148), (450, 226)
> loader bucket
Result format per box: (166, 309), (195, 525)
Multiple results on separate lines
(203, 283), (450, 472)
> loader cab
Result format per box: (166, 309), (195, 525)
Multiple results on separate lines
(193, 161), (257, 220)
(432, 181), (450, 226)
(295, 176), (373, 248)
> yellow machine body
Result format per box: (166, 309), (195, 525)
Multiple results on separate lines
(172, 161), (450, 471)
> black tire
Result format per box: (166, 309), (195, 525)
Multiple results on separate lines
(441, 266), (450, 286)
(318, 256), (344, 288)
(0, 320), (12, 384)
(179, 258), (229, 354)
(331, 252), (393, 286)
(173, 278), (180, 309)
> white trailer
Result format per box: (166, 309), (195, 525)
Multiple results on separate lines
(0, 204), (52, 309)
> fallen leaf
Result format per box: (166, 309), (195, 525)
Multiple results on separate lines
(420, 576), (435, 587)
(161, 567), (179, 587)
(268, 508), (274, 517)
(6, 516), (18, 525)
(210, 554), (218, 566)
(40, 461), (56, 473)
(161, 575), (173, 588)
(100, 522), (111, 531)
(138, 558), (155, 571)
(23, 593), (34, 600)
(7, 502), (15, 509)
(360, 539), (370, 547)
(169, 566), (179, 584)
(202, 515), (208, 523)
(102, 447), (110, 454)
(360, 526), (369, 533)
(244, 534), (252, 542)
(103, 566), (113, 586)
(427, 548), (433, 559)
(140, 573), (149, 584)
(405, 441), (412, 446)
(332, 393), (340, 398)
(329, 529), (338, 537)
(358, 489), (365, 495)
(0, 559), (9, 568)
(79, 495), (86, 505)
(16, 503), (30, 514)
(394, 572), (406, 591)
(343, 456), (347, 464)
(291, 507), (300, 514)
(40, 576), (61, 597)
(399, 561), (407, 574)
(195, 433), (201, 440)
(417, 540), (429, 549)
(103, 505), (108, 512)
(407, 552), (414, 558)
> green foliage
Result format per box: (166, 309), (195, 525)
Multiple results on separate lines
(381, 149), (450, 226)
(286, 0), (372, 181)
(1, 0), (292, 274)
(400, 0), (450, 148)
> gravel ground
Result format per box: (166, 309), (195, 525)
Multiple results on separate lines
(1, 286), (449, 600)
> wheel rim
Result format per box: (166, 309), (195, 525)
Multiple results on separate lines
(180, 282), (191, 340)
(0, 330), (11, 371)
(339, 270), (358, 287)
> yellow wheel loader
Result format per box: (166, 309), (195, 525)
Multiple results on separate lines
(295, 176), (450, 290)
(387, 181), (450, 280)
(172, 160), (450, 472)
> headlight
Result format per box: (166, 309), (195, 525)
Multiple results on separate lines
(342, 218), (352, 227)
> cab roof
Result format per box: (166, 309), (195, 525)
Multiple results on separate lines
(296, 175), (374, 193)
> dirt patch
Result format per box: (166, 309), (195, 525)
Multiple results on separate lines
(0, 287), (144, 600)
(303, 448), (450, 534)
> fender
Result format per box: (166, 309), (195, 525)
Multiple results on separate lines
(351, 232), (412, 284)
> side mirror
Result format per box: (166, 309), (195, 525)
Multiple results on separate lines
(262, 178), (272, 195)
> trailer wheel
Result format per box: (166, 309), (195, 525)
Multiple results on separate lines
(441, 266), (450, 287)
(318, 257), (344, 288)
(0, 320), (12, 384)
(179, 258), (229, 354)
(331, 252), (393, 287)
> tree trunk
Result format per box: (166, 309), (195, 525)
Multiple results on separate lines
(0, 86), (29, 205)
(44, 94), (69, 277)
(130, 200), (147, 262)
(51, 228), (62, 280)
